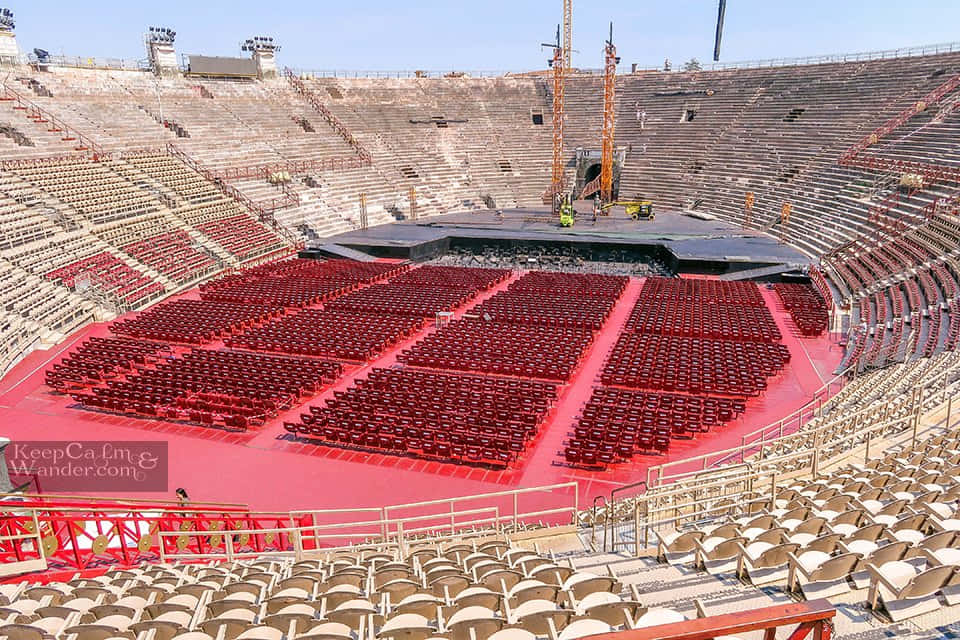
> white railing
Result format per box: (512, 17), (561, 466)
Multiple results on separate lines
(289, 69), (539, 79)
(643, 366), (852, 487)
(159, 482), (578, 563)
(26, 53), (149, 72)
(699, 41), (960, 71)
(290, 40), (960, 80)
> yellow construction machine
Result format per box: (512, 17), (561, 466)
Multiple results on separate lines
(601, 200), (654, 220)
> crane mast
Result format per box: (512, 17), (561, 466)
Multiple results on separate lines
(600, 22), (618, 203)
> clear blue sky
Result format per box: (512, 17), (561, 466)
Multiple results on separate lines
(13, 1), (960, 72)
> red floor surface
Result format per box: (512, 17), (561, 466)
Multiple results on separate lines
(0, 277), (843, 513)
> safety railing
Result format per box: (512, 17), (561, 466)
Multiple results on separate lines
(840, 73), (960, 164)
(209, 157), (366, 182)
(635, 411), (918, 547)
(643, 365), (852, 488)
(589, 599), (835, 640)
(702, 40), (960, 71)
(293, 482), (579, 553)
(623, 370), (960, 550)
(26, 52), (148, 72)
(587, 363), (960, 550)
(289, 40), (960, 78)
(0, 497), (305, 572)
(165, 143), (300, 245)
(283, 68), (373, 165)
(0, 82), (107, 159)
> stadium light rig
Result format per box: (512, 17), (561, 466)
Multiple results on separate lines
(241, 36), (280, 52)
(0, 8), (15, 31)
(147, 26), (177, 44)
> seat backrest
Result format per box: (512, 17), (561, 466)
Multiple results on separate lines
(902, 565), (958, 598)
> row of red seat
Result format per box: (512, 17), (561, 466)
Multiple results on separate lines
(112, 299), (283, 344)
(195, 215), (285, 261)
(199, 259), (406, 307)
(564, 387), (747, 468)
(283, 368), (558, 467)
(470, 292), (618, 330)
(46, 251), (165, 304)
(601, 333), (790, 396)
(224, 309), (426, 361)
(397, 318), (595, 381)
(45, 337), (173, 392)
(640, 277), (766, 306)
(625, 299), (781, 343)
(122, 231), (217, 284)
(508, 271), (628, 299)
(773, 283), (829, 337)
(202, 278), (359, 308)
(69, 349), (342, 429)
(387, 266), (511, 290)
(326, 283), (483, 318)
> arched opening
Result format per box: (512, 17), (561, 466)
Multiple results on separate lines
(583, 163), (602, 188)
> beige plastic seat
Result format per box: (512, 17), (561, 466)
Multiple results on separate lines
(655, 529), (704, 565)
(89, 596), (151, 621)
(488, 629), (536, 640)
(0, 623), (57, 640)
(694, 536), (747, 575)
(319, 585), (363, 610)
(867, 561), (959, 621)
(736, 541), (800, 585)
(199, 609), (258, 640)
(264, 588), (312, 614)
(787, 550), (860, 599)
(296, 621), (354, 640)
(509, 599), (571, 636)
(572, 590), (642, 628)
(476, 568), (522, 593)
(429, 574), (471, 599)
(920, 547), (960, 604)
(235, 626), (284, 640)
(527, 564), (574, 587)
(631, 608), (686, 628)
(377, 613), (435, 640)
(554, 618), (612, 640)
(206, 594), (258, 619)
(560, 570), (618, 602)
(63, 614), (137, 640)
(451, 587), (501, 613)
(394, 593), (444, 619)
(444, 606), (503, 640)
(262, 604), (316, 631)
(326, 599), (379, 629)
(131, 611), (195, 640)
(507, 580), (558, 605)
(170, 633), (215, 640)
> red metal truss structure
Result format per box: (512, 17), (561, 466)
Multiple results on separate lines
(0, 496), (303, 572)
(600, 36), (617, 203)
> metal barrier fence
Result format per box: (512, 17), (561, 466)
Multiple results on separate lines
(588, 366), (960, 554)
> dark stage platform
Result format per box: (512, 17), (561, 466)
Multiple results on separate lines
(307, 207), (810, 274)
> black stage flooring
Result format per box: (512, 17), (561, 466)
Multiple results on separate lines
(306, 207), (810, 274)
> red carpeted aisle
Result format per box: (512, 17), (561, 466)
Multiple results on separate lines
(0, 274), (844, 513)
